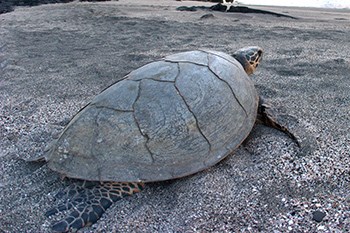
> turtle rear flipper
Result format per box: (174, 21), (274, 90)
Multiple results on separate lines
(46, 181), (144, 232)
(257, 98), (301, 147)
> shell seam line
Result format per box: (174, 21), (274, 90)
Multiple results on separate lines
(130, 78), (175, 83)
(174, 63), (212, 153)
(131, 80), (155, 163)
(164, 59), (209, 68)
(148, 78), (175, 83)
(207, 55), (248, 117)
(91, 104), (134, 112)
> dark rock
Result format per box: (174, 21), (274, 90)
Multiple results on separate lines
(200, 13), (214, 19)
(175, 4), (296, 19)
(312, 210), (326, 222)
(0, 0), (74, 14)
(80, 0), (113, 2)
(227, 6), (297, 19)
(210, 3), (227, 12)
(176, 6), (198, 12)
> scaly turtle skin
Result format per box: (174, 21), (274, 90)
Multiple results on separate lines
(35, 47), (299, 232)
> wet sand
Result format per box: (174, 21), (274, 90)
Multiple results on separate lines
(0, 0), (349, 232)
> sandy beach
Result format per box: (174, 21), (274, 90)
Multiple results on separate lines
(0, 0), (349, 232)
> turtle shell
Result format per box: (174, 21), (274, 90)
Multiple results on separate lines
(46, 50), (259, 182)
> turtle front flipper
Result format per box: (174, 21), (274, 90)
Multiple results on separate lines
(46, 181), (144, 232)
(257, 97), (301, 147)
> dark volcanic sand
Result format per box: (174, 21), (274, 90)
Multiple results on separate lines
(0, 0), (349, 232)
(0, 0), (74, 14)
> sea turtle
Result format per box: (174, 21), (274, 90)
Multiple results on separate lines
(33, 47), (299, 232)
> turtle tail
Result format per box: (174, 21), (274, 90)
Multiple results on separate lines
(45, 181), (144, 232)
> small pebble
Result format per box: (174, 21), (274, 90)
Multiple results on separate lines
(312, 210), (326, 222)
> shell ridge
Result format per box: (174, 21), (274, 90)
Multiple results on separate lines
(174, 63), (212, 154)
(132, 80), (155, 164)
(207, 54), (248, 117)
(163, 59), (209, 68)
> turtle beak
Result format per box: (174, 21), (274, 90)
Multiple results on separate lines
(245, 65), (255, 75)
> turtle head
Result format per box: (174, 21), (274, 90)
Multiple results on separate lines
(232, 46), (263, 75)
